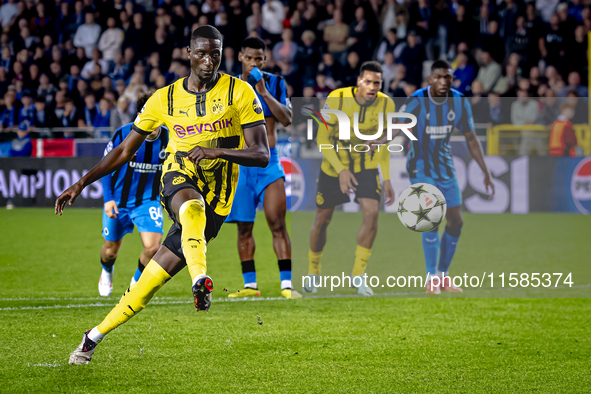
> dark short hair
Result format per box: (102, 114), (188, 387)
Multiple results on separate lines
(360, 61), (383, 75)
(241, 37), (266, 51)
(431, 60), (451, 72)
(191, 25), (223, 45)
(136, 92), (153, 116)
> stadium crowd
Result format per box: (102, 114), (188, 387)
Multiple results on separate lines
(0, 0), (588, 156)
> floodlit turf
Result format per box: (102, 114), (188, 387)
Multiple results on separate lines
(0, 209), (590, 392)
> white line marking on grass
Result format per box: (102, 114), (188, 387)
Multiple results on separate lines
(0, 296), (290, 311)
(27, 363), (61, 367)
(1, 284), (589, 311)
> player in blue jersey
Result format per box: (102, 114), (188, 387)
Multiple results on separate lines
(400, 60), (495, 294)
(225, 37), (300, 298)
(98, 92), (169, 296)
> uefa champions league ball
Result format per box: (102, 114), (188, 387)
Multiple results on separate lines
(397, 183), (447, 232)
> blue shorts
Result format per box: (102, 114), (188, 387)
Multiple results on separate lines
(410, 173), (462, 208)
(226, 147), (285, 223)
(102, 200), (164, 242)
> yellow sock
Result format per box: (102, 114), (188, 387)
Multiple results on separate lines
(97, 260), (171, 335)
(178, 199), (208, 283)
(308, 250), (322, 276)
(352, 245), (372, 277)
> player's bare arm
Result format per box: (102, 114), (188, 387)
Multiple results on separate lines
(187, 124), (270, 168)
(465, 130), (495, 199)
(254, 78), (291, 127)
(55, 131), (148, 215)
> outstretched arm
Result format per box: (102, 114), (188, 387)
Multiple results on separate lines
(465, 130), (495, 199)
(55, 131), (147, 214)
(187, 124), (270, 168)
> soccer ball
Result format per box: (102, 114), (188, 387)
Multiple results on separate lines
(397, 183), (447, 232)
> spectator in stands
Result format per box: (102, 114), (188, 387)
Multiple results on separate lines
(536, 0), (560, 23)
(541, 90), (561, 126)
(82, 93), (99, 127)
(61, 98), (84, 129)
(110, 96), (131, 130)
(498, 0), (519, 40)
(74, 13), (101, 58)
(408, 0), (435, 60)
(380, 0), (404, 37)
(17, 90), (34, 125)
(448, 4), (474, 55)
(81, 49), (109, 80)
(0, 89), (18, 132)
(261, 0), (285, 44)
(399, 30), (424, 86)
(381, 52), (397, 93)
(511, 89), (542, 156)
(323, 8), (349, 66)
(313, 74), (332, 98)
(452, 51), (476, 94)
(470, 80), (489, 123)
(558, 72), (588, 98)
(549, 104), (578, 156)
(318, 52), (342, 86)
(0, 46), (11, 73)
(342, 51), (361, 87)
(98, 17), (123, 61)
(376, 28), (401, 63)
(33, 97), (56, 129)
(349, 6), (372, 60)
(476, 50), (501, 93)
(557, 3), (576, 37)
(9, 121), (32, 157)
(0, 0), (19, 30)
(539, 13), (567, 74)
(566, 91), (587, 124)
(544, 65), (564, 93)
(273, 28), (298, 77)
(295, 30), (320, 88)
(493, 64), (518, 96)
(245, 1), (262, 35)
(27, 63), (40, 91)
(219, 47), (241, 76)
(93, 97), (112, 137)
(487, 92), (506, 125)
(123, 13), (149, 60)
(387, 63), (409, 97)
(37, 73), (57, 103)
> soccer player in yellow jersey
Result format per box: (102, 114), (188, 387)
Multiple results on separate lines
(55, 26), (270, 365)
(304, 61), (396, 296)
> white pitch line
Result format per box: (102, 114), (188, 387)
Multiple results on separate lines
(1, 284), (589, 311)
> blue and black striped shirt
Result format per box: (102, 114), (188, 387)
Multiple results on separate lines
(101, 123), (168, 208)
(400, 87), (475, 180)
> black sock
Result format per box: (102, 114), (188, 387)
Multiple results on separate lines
(101, 258), (115, 272)
(138, 259), (145, 273)
(241, 260), (257, 288)
(278, 259), (292, 282)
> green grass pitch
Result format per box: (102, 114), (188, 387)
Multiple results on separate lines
(0, 208), (590, 393)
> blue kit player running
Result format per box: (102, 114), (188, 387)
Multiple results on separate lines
(99, 93), (168, 296)
(400, 60), (495, 294)
(226, 37), (300, 298)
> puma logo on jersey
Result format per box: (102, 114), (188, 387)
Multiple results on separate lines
(179, 109), (189, 117)
(172, 176), (186, 185)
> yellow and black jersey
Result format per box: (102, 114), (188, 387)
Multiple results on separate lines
(132, 74), (265, 216)
(318, 87), (395, 179)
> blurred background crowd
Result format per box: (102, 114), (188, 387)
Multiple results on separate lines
(0, 0), (589, 156)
